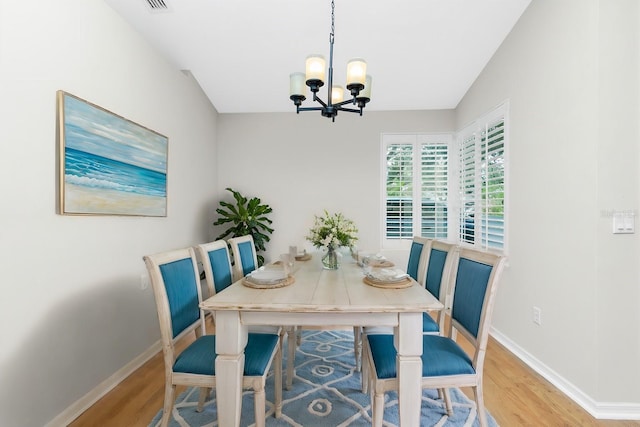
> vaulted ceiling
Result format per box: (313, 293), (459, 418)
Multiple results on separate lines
(104, 0), (531, 113)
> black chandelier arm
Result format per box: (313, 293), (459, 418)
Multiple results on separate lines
(297, 106), (326, 112)
(335, 106), (362, 114)
(312, 92), (329, 108)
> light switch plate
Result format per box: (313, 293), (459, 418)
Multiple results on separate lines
(613, 212), (634, 234)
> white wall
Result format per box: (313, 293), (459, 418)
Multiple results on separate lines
(216, 110), (455, 267)
(456, 0), (640, 407)
(0, 0), (218, 425)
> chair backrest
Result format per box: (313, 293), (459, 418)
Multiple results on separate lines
(143, 247), (205, 367)
(406, 237), (432, 285)
(196, 240), (234, 297)
(422, 240), (459, 306)
(446, 247), (505, 369)
(228, 235), (258, 281)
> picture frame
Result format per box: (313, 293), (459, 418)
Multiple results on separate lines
(56, 91), (168, 216)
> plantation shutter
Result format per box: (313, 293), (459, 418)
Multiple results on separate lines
(420, 139), (448, 238)
(383, 134), (450, 245)
(459, 132), (476, 244)
(480, 118), (505, 249)
(385, 142), (414, 239)
(458, 105), (507, 252)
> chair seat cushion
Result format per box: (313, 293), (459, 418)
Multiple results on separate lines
(173, 333), (279, 376)
(422, 312), (439, 333)
(367, 334), (475, 380)
(174, 335), (217, 375)
(421, 335), (475, 377)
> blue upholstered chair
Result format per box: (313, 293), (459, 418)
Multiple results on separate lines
(196, 240), (292, 390)
(363, 247), (506, 427)
(420, 240), (458, 334)
(144, 247), (282, 427)
(361, 239), (458, 392)
(228, 235), (258, 282)
(406, 236), (431, 285)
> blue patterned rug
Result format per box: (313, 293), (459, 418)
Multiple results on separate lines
(150, 330), (498, 426)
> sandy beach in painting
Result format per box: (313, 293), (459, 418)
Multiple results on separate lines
(64, 183), (166, 216)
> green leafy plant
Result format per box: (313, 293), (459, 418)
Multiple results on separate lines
(213, 187), (274, 266)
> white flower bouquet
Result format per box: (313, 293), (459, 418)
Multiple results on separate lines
(306, 210), (358, 250)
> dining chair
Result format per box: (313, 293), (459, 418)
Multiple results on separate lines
(421, 240), (459, 334)
(363, 247), (506, 427)
(144, 247), (282, 427)
(407, 236), (432, 285)
(196, 240), (293, 387)
(228, 234), (258, 282)
(360, 239), (458, 392)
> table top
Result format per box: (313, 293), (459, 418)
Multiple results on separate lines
(200, 254), (442, 314)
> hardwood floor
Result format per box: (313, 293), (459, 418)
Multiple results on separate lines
(70, 321), (640, 427)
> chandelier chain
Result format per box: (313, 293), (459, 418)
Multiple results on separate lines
(330, 0), (335, 44)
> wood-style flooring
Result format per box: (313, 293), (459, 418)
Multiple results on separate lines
(69, 318), (640, 427)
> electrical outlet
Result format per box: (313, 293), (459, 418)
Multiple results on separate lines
(532, 306), (542, 325)
(140, 273), (150, 290)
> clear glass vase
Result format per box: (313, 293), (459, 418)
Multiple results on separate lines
(322, 246), (340, 270)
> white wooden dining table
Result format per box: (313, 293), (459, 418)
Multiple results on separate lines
(199, 253), (443, 427)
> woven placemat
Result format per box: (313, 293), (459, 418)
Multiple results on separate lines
(295, 253), (312, 261)
(368, 260), (395, 268)
(363, 276), (413, 289)
(243, 275), (295, 289)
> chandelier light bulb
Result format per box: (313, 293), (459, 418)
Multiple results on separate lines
(359, 75), (373, 99)
(289, 72), (306, 97)
(346, 58), (367, 86)
(305, 55), (326, 83)
(331, 85), (344, 104)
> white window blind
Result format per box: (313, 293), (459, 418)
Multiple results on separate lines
(458, 104), (507, 251)
(383, 134), (450, 247)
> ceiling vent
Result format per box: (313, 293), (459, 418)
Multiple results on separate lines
(145, 0), (170, 12)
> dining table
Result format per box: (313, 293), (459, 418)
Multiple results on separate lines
(199, 252), (443, 426)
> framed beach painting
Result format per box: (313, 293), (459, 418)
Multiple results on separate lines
(56, 91), (168, 216)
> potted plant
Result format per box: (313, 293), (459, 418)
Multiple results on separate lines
(213, 187), (274, 266)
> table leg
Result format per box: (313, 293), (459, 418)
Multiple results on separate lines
(215, 310), (248, 427)
(395, 312), (423, 426)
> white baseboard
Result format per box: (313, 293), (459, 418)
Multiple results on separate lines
(46, 340), (162, 427)
(490, 327), (640, 420)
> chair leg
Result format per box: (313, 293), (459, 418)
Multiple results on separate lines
(372, 389), (384, 427)
(353, 326), (362, 372)
(286, 327), (296, 390)
(442, 388), (453, 415)
(274, 341), (283, 418)
(473, 385), (488, 427)
(360, 338), (369, 394)
(196, 387), (208, 412)
(160, 383), (176, 427)
(254, 386), (266, 427)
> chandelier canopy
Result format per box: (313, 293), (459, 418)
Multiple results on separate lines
(289, 0), (372, 121)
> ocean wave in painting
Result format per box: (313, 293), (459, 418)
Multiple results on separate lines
(65, 147), (166, 197)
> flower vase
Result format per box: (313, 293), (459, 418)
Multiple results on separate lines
(322, 246), (340, 270)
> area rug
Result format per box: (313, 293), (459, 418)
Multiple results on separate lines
(149, 330), (498, 426)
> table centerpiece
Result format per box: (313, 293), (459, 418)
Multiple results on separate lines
(306, 211), (358, 269)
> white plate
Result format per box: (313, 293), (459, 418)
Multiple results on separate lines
(366, 268), (409, 283)
(248, 268), (287, 283)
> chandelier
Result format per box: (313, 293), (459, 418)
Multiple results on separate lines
(289, 0), (372, 121)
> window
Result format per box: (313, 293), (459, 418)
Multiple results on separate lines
(381, 103), (508, 252)
(382, 134), (451, 248)
(458, 104), (507, 251)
